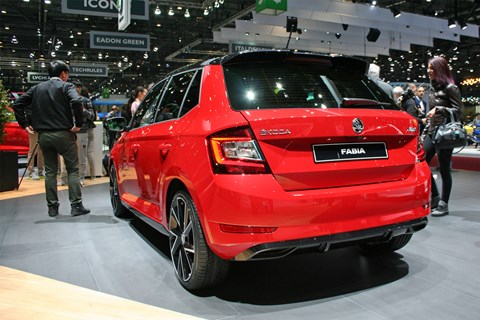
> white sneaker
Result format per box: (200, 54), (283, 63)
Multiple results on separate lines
(29, 173), (40, 180)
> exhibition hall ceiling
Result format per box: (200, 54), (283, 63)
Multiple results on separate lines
(1, 0), (479, 94)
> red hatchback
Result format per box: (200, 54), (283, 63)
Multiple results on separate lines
(0, 105), (29, 156)
(107, 50), (430, 291)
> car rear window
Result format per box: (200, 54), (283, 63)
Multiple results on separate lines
(224, 61), (397, 110)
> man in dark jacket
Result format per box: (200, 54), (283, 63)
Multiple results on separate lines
(13, 60), (90, 217)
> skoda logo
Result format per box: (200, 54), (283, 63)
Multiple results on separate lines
(352, 118), (364, 134)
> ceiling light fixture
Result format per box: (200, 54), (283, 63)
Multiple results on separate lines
(448, 18), (456, 28)
(155, 6), (161, 15)
(459, 20), (467, 30)
(44, 0), (51, 4)
(184, 8), (190, 18)
(204, 8), (209, 15)
(390, 6), (401, 18)
(168, 7), (174, 16)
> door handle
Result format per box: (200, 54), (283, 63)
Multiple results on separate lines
(159, 143), (172, 157)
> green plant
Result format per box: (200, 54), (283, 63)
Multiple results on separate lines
(0, 80), (15, 143)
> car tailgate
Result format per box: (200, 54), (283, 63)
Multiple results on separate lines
(241, 108), (420, 191)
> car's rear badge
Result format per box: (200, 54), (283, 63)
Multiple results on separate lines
(259, 129), (291, 136)
(407, 127), (417, 133)
(352, 118), (364, 134)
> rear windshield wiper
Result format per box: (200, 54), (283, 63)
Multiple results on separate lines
(340, 98), (392, 109)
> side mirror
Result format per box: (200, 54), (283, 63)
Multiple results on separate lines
(106, 117), (127, 132)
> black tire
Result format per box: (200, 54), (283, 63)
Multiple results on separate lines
(169, 190), (229, 291)
(360, 233), (413, 254)
(109, 165), (132, 219)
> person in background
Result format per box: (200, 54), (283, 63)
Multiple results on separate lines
(13, 60), (90, 217)
(129, 86), (147, 115)
(368, 63), (393, 99)
(76, 85), (96, 185)
(26, 129), (44, 180)
(415, 85), (428, 115)
(473, 113), (480, 148)
(424, 56), (464, 217)
(392, 86), (404, 107)
(105, 105), (121, 150)
(405, 83), (426, 130)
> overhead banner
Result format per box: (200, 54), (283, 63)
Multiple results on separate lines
(90, 31), (150, 51)
(70, 64), (109, 77)
(256, 0), (287, 16)
(61, 0), (148, 20)
(27, 72), (49, 83)
(118, 0), (131, 31)
(230, 42), (273, 53)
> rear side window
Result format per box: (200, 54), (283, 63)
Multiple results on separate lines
(155, 71), (198, 121)
(224, 62), (396, 110)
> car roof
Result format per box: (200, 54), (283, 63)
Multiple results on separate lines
(165, 50), (369, 78)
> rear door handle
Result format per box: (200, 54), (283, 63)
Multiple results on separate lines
(159, 143), (172, 157)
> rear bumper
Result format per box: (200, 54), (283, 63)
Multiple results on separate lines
(195, 162), (431, 260)
(234, 217), (428, 261)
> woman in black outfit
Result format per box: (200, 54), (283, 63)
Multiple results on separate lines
(424, 56), (464, 217)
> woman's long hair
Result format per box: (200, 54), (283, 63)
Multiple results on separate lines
(127, 86), (145, 106)
(429, 56), (454, 86)
(125, 86), (144, 122)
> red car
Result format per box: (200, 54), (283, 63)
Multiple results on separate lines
(107, 50), (430, 291)
(0, 104), (29, 156)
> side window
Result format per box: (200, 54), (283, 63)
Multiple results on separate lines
(155, 71), (196, 122)
(131, 81), (165, 128)
(179, 70), (201, 117)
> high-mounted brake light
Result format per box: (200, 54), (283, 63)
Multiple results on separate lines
(209, 127), (270, 174)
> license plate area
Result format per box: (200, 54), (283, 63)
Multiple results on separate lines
(313, 142), (388, 163)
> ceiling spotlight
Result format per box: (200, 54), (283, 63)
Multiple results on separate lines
(459, 20), (467, 30)
(168, 7), (174, 16)
(50, 51), (56, 57)
(23, 0), (30, 2)
(214, 1), (220, 8)
(219, 0), (224, 3)
(11, 35), (18, 44)
(29, 52), (35, 58)
(448, 18), (456, 28)
(390, 6), (401, 18)
(155, 6), (161, 15)
(184, 8), (190, 18)
(44, 0), (51, 4)
(335, 33), (341, 39)
(204, 8), (209, 15)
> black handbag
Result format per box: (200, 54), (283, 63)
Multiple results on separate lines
(433, 108), (467, 149)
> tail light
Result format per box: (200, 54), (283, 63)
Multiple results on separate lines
(209, 127), (270, 174)
(416, 136), (426, 162)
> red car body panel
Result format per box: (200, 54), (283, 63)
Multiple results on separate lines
(0, 106), (29, 155)
(110, 57), (430, 261)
